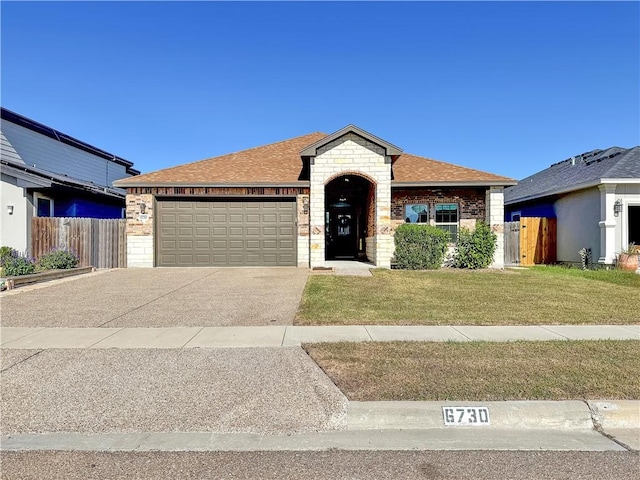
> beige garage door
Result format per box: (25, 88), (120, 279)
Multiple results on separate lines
(156, 199), (297, 267)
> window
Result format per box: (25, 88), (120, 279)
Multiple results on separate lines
(34, 193), (54, 217)
(404, 204), (429, 223)
(435, 204), (458, 238)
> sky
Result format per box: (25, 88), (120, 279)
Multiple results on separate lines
(1, 1), (639, 181)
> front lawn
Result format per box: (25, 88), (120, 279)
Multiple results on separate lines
(303, 340), (640, 401)
(296, 267), (640, 325)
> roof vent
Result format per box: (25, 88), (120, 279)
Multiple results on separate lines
(570, 157), (576, 166)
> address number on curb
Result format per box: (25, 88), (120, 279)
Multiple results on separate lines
(442, 406), (490, 426)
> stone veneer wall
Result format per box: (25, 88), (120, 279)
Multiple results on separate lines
(486, 186), (505, 268)
(309, 133), (392, 268)
(126, 193), (154, 267)
(296, 194), (310, 267)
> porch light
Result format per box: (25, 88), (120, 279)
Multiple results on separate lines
(613, 199), (623, 217)
(139, 202), (147, 214)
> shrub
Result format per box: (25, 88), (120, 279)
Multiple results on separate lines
(36, 249), (79, 270)
(0, 246), (18, 267)
(394, 224), (450, 270)
(453, 221), (497, 269)
(2, 253), (36, 276)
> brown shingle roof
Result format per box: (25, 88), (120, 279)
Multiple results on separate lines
(115, 131), (515, 187)
(115, 132), (326, 186)
(392, 153), (516, 185)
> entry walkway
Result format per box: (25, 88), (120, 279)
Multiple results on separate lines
(1, 325), (637, 349)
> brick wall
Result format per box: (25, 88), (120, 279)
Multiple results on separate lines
(391, 188), (486, 221)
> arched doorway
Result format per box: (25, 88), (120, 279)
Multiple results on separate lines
(324, 174), (375, 260)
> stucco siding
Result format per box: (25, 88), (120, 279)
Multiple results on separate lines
(0, 173), (29, 253)
(555, 187), (601, 263)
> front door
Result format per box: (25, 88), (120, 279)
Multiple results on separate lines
(327, 209), (357, 259)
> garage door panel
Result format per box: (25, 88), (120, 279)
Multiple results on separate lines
(160, 214), (177, 224)
(246, 240), (260, 250)
(157, 199), (296, 267)
(263, 240), (277, 249)
(213, 240), (228, 249)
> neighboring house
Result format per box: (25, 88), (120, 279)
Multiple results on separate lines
(504, 147), (640, 265)
(0, 107), (139, 255)
(114, 124), (515, 269)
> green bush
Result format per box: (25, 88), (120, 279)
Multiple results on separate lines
(0, 246), (18, 267)
(36, 249), (79, 270)
(453, 221), (497, 269)
(2, 254), (36, 276)
(394, 224), (450, 270)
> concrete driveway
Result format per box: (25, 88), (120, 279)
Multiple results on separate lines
(0, 268), (309, 327)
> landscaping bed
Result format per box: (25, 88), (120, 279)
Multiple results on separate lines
(296, 267), (640, 325)
(303, 340), (640, 401)
(1, 266), (95, 290)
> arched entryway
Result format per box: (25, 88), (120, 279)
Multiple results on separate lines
(324, 174), (375, 261)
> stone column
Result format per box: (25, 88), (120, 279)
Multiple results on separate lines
(125, 193), (154, 267)
(309, 179), (326, 268)
(598, 184), (617, 265)
(485, 186), (505, 268)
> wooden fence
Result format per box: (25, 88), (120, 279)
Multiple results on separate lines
(31, 217), (127, 268)
(504, 217), (557, 266)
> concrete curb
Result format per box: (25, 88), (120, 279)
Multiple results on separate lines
(0, 429), (626, 452)
(587, 400), (640, 429)
(348, 401), (596, 430)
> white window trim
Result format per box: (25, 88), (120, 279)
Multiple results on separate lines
(34, 193), (54, 217)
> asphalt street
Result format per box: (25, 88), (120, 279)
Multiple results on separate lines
(2, 451), (638, 480)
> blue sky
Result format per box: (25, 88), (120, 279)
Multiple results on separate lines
(2, 1), (638, 180)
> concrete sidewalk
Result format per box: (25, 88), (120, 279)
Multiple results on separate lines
(1, 325), (638, 349)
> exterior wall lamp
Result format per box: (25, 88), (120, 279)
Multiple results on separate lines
(6, 205), (14, 215)
(613, 199), (623, 217)
(139, 202), (146, 214)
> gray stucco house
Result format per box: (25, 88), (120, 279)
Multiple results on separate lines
(504, 146), (640, 265)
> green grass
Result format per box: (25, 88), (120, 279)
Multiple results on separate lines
(303, 340), (640, 401)
(296, 267), (640, 325)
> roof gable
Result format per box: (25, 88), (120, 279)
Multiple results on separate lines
(504, 146), (640, 204)
(300, 124), (402, 157)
